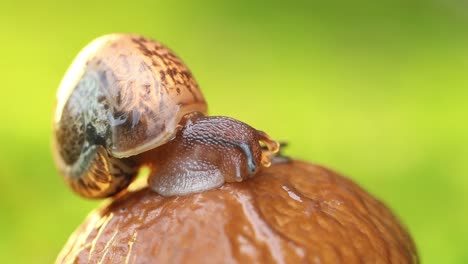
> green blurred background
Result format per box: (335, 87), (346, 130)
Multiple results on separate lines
(0, 0), (467, 263)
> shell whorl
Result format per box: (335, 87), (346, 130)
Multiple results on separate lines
(62, 146), (137, 198)
(53, 34), (208, 198)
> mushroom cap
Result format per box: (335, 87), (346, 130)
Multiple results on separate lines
(57, 160), (418, 263)
(54, 34), (207, 166)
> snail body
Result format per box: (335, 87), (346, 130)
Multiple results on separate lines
(53, 34), (278, 198)
(144, 115), (277, 196)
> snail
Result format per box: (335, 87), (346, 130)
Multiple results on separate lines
(52, 34), (279, 198)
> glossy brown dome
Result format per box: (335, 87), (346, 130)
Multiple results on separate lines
(56, 160), (418, 263)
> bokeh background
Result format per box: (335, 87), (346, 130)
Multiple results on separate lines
(0, 0), (467, 263)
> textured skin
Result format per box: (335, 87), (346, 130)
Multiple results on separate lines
(57, 161), (418, 264)
(52, 34), (207, 198)
(143, 115), (271, 196)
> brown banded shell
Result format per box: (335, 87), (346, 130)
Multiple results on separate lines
(53, 34), (207, 198)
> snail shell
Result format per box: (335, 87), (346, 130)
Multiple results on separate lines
(53, 34), (207, 198)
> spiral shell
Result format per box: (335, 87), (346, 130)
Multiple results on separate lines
(53, 34), (207, 198)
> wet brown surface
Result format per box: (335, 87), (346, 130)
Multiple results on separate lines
(56, 160), (418, 263)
